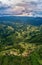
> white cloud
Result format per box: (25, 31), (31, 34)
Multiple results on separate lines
(0, 0), (42, 17)
(0, 0), (23, 5)
(25, 0), (38, 2)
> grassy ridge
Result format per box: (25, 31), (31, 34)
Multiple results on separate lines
(0, 23), (42, 65)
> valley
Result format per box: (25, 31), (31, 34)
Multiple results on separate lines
(0, 16), (42, 65)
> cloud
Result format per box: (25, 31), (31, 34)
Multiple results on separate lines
(0, 0), (42, 17)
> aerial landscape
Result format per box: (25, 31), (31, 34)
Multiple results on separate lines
(0, 0), (42, 65)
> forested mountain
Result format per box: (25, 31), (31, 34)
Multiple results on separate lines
(0, 16), (42, 65)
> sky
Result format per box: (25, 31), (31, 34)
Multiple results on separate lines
(0, 0), (42, 16)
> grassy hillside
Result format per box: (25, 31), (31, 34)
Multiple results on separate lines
(0, 22), (42, 65)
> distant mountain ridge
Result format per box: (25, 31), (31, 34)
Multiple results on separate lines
(0, 16), (42, 26)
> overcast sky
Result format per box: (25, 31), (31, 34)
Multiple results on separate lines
(0, 0), (42, 16)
